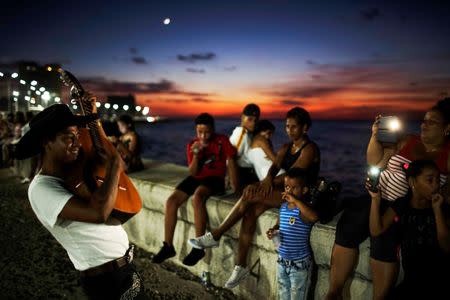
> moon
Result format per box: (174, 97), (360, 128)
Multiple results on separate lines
(163, 18), (171, 25)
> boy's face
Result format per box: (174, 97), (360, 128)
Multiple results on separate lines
(284, 176), (306, 198)
(196, 124), (213, 145)
(241, 115), (258, 132)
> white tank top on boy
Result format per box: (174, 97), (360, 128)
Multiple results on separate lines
(229, 126), (252, 168)
(247, 147), (285, 181)
(28, 175), (129, 271)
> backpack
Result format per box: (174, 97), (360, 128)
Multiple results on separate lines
(308, 177), (342, 224)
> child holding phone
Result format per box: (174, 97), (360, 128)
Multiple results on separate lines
(266, 168), (319, 300)
(368, 159), (450, 298)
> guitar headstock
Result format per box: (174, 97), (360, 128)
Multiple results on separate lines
(59, 69), (85, 100)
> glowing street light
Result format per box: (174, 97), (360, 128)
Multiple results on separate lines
(135, 105), (141, 112)
(12, 91), (19, 96)
(30, 86), (36, 91)
(113, 104), (119, 110)
(147, 116), (156, 123)
(73, 105), (78, 110)
(0, 72), (3, 77)
(13, 97), (18, 102)
(31, 80), (37, 86)
(24, 96), (31, 101)
(104, 103), (111, 109)
(142, 107), (149, 115)
(47, 66), (52, 71)
(20, 80), (26, 85)
(41, 92), (51, 101)
(36, 90), (41, 95)
(96, 102), (101, 108)
(39, 87), (45, 92)
(123, 105), (129, 111)
(11, 73), (18, 78)
(54, 97), (61, 103)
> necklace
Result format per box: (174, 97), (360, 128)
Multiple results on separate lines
(292, 140), (306, 153)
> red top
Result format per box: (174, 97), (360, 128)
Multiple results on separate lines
(398, 135), (450, 174)
(187, 134), (236, 179)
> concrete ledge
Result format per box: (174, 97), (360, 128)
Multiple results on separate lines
(124, 160), (373, 299)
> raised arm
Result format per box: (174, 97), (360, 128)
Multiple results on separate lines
(369, 191), (396, 236)
(367, 115), (407, 167)
(59, 150), (123, 223)
(287, 193), (319, 223)
(432, 194), (450, 253)
(188, 142), (201, 176)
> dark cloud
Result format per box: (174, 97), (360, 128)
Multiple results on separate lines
(306, 59), (318, 66)
(79, 77), (175, 94)
(192, 97), (211, 103)
(131, 57), (148, 65)
(265, 61), (450, 101)
(224, 66), (237, 72)
(360, 8), (381, 21)
(177, 52), (216, 63)
(279, 99), (305, 106)
(186, 68), (205, 74)
(129, 48), (138, 54)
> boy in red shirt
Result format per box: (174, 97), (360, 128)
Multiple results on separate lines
(152, 113), (237, 266)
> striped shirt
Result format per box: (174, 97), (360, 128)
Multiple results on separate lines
(379, 136), (449, 201)
(278, 202), (312, 260)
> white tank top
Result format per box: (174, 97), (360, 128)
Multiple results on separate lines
(247, 147), (285, 181)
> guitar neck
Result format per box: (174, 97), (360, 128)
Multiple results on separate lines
(80, 97), (105, 150)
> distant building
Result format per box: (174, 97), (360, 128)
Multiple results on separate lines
(0, 61), (62, 113)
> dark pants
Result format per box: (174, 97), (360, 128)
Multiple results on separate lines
(80, 263), (148, 300)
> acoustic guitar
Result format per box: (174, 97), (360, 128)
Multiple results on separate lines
(59, 70), (142, 223)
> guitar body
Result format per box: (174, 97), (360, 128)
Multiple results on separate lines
(60, 70), (142, 223)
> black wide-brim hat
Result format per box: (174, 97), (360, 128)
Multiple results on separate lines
(15, 104), (97, 160)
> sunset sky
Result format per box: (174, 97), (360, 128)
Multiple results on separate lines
(1, 0), (450, 119)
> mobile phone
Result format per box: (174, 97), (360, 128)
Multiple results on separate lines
(377, 116), (401, 144)
(366, 166), (381, 192)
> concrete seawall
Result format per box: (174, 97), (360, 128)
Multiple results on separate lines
(124, 160), (374, 299)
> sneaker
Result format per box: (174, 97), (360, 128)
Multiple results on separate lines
(224, 265), (249, 288)
(182, 248), (205, 266)
(188, 232), (220, 249)
(151, 242), (176, 263)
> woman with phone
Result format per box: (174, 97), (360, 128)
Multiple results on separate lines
(326, 97), (450, 300)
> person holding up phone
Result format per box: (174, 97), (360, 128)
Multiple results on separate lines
(326, 97), (450, 300)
